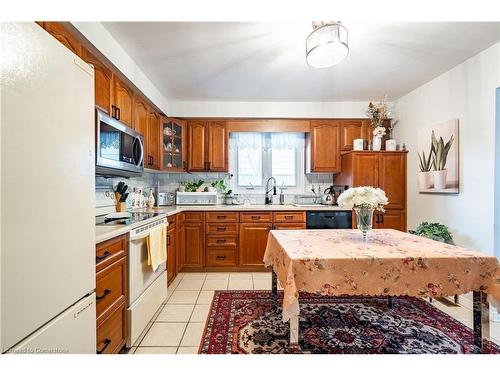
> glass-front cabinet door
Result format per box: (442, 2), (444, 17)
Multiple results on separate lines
(161, 117), (186, 171)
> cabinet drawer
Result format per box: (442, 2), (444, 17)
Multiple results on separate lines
(96, 303), (126, 354)
(240, 211), (273, 223)
(167, 215), (176, 227)
(206, 211), (239, 223)
(274, 223), (306, 230)
(96, 234), (127, 272)
(183, 212), (204, 222)
(206, 249), (237, 267)
(96, 257), (126, 323)
(273, 211), (306, 223)
(206, 223), (238, 235)
(206, 235), (238, 249)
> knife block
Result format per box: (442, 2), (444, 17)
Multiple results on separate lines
(116, 202), (127, 212)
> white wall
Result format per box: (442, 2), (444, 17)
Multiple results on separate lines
(394, 42), (500, 254)
(71, 22), (169, 114)
(168, 101), (372, 118)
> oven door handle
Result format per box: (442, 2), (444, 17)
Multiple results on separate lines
(130, 233), (150, 241)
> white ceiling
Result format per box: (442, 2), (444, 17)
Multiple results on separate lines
(102, 22), (500, 102)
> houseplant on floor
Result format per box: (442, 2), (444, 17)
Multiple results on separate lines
(409, 222), (454, 244)
(337, 186), (389, 241)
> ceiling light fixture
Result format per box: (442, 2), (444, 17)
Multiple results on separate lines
(306, 21), (349, 68)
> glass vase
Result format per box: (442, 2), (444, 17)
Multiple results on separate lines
(354, 207), (374, 241)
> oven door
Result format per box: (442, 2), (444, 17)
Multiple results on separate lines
(128, 227), (167, 305)
(96, 109), (144, 177)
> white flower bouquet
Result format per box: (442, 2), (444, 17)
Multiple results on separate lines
(337, 186), (389, 211)
(372, 126), (387, 139)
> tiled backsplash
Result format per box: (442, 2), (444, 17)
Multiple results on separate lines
(96, 171), (341, 207)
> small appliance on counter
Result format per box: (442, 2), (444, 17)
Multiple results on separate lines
(321, 186), (336, 205)
(176, 191), (218, 205)
(157, 192), (175, 206)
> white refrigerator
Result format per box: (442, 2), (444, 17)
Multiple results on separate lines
(1, 22), (96, 353)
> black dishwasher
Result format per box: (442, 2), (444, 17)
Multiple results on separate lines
(306, 211), (352, 229)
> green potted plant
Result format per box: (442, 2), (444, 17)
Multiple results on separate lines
(431, 131), (454, 190)
(409, 222), (454, 244)
(211, 180), (233, 205)
(418, 146), (434, 190)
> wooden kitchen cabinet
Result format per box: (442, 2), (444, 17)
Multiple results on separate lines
(239, 222), (272, 268)
(161, 117), (187, 171)
(40, 22), (82, 56)
(337, 151), (408, 231)
(307, 120), (341, 173)
(181, 213), (204, 269)
(147, 110), (161, 170)
(112, 76), (134, 127)
(375, 210), (406, 231)
(133, 96), (149, 142)
(95, 234), (128, 354)
(187, 120), (228, 172)
(167, 224), (177, 285)
(207, 121), (228, 171)
(340, 120), (371, 151)
(81, 48), (113, 115)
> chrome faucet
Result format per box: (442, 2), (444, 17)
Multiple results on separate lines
(265, 177), (277, 205)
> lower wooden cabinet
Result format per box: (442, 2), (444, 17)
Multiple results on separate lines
(206, 249), (237, 267)
(376, 210), (406, 231)
(96, 302), (127, 354)
(182, 218), (204, 269)
(239, 222), (272, 268)
(95, 234), (128, 354)
(167, 224), (177, 284)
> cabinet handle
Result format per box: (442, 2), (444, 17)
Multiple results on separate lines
(216, 227), (226, 232)
(96, 251), (111, 262)
(380, 213), (384, 224)
(116, 107), (120, 120)
(216, 255), (226, 260)
(375, 213), (380, 224)
(216, 239), (226, 243)
(150, 155), (154, 166)
(111, 105), (116, 118)
(96, 289), (112, 301)
(167, 235), (171, 246)
(251, 216), (261, 220)
(97, 339), (111, 354)
(207, 161), (211, 170)
(217, 215), (227, 219)
(284, 215), (293, 220)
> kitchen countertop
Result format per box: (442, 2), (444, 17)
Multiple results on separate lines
(95, 204), (349, 244)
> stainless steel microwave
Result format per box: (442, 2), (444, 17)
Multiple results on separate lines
(95, 109), (144, 177)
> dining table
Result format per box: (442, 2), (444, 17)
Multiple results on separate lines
(263, 228), (500, 353)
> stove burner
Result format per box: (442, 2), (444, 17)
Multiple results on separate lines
(96, 212), (161, 226)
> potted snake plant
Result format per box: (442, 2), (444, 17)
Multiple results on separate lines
(418, 146), (434, 190)
(431, 131), (454, 190)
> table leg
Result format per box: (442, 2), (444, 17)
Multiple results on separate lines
(271, 270), (278, 311)
(290, 315), (299, 346)
(388, 296), (395, 309)
(473, 291), (490, 353)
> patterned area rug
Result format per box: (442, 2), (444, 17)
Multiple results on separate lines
(199, 291), (499, 354)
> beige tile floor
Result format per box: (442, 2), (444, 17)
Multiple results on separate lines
(130, 272), (500, 354)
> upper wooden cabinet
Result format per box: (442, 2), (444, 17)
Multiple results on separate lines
(161, 117), (187, 171)
(340, 120), (371, 151)
(207, 121), (228, 172)
(112, 77), (134, 127)
(40, 22), (82, 56)
(81, 48), (113, 115)
(187, 120), (228, 172)
(307, 120), (341, 173)
(147, 110), (161, 170)
(133, 97), (149, 138)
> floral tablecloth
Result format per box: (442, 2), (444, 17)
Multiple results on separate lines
(263, 229), (500, 322)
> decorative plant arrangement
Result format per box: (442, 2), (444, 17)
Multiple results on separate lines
(180, 179), (205, 192)
(409, 222), (454, 244)
(431, 131), (454, 190)
(417, 119), (459, 193)
(366, 97), (391, 151)
(337, 186), (389, 240)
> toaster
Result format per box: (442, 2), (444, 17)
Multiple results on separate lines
(157, 192), (175, 206)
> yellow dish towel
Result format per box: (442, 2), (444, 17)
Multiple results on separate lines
(147, 224), (167, 272)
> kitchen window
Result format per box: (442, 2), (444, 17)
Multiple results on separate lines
(229, 132), (305, 194)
